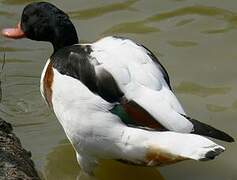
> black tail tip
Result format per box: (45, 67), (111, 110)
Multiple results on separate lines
(200, 148), (225, 161)
(205, 148), (224, 159)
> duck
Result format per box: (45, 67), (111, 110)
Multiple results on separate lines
(2, 2), (234, 175)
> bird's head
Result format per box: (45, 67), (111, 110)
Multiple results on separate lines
(2, 2), (79, 51)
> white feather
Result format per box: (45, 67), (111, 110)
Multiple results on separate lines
(49, 68), (224, 174)
(90, 37), (193, 132)
(39, 37), (225, 174)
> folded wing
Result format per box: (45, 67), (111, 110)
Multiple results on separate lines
(51, 36), (234, 142)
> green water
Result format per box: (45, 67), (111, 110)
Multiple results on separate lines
(0, 0), (236, 179)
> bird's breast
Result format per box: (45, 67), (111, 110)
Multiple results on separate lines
(40, 59), (54, 107)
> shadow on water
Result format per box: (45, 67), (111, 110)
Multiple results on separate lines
(44, 141), (164, 180)
(175, 81), (231, 97)
(103, 5), (237, 35)
(68, 0), (138, 20)
(44, 141), (80, 180)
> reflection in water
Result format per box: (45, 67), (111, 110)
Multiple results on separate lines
(45, 141), (164, 180)
(68, 0), (138, 20)
(95, 160), (164, 180)
(175, 82), (231, 97)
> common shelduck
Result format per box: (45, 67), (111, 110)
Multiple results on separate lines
(2, 2), (234, 175)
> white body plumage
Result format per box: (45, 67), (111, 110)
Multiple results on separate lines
(40, 37), (225, 174)
(2, 2), (231, 176)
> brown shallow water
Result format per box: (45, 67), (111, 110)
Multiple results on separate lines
(0, 0), (236, 179)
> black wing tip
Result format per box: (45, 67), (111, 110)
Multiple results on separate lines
(213, 131), (235, 143)
(182, 114), (235, 143)
(224, 135), (235, 143)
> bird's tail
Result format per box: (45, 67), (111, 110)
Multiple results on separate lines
(143, 131), (225, 165)
(120, 128), (225, 166)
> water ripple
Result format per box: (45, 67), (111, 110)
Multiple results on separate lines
(175, 18), (195, 27)
(1, 0), (38, 5)
(103, 5), (237, 35)
(168, 40), (198, 47)
(206, 104), (228, 112)
(102, 21), (159, 35)
(0, 46), (34, 52)
(0, 58), (32, 63)
(0, 10), (15, 17)
(201, 28), (231, 34)
(147, 5), (233, 22)
(175, 82), (231, 97)
(68, 0), (138, 20)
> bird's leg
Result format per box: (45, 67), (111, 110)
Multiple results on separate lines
(76, 153), (98, 176)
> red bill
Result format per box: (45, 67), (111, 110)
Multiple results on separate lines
(2, 23), (25, 39)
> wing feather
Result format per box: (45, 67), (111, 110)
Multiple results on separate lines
(90, 36), (193, 132)
(51, 36), (234, 142)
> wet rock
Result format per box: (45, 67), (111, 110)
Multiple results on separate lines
(0, 118), (40, 180)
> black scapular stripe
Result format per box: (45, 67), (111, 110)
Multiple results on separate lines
(51, 45), (124, 103)
(139, 44), (172, 90)
(181, 114), (234, 142)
